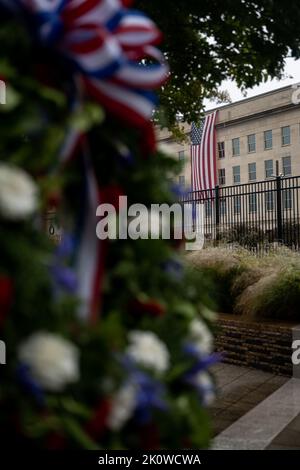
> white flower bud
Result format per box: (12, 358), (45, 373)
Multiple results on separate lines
(18, 332), (80, 392)
(0, 163), (38, 220)
(126, 330), (170, 374)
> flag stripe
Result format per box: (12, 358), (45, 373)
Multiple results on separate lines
(190, 111), (218, 194)
(210, 111), (217, 194)
(203, 114), (212, 190)
(207, 114), (214, 190)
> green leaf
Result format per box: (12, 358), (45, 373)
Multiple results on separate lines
(62, 416), (101, 450)
(70, 103), (105, 132)
(0, 84), (21, 111)
(60, 398), (92, 419)
(38, 86), (66, 107)
(172, 301), (197, 319)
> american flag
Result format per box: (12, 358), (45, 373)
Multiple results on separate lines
(191, 111), (218, 192)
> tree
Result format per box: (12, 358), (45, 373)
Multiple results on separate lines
(137, 0), (300, 125)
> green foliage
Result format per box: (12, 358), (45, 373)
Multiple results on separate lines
(188, 247), (300, 320)
(0, 12), (215, 449)
(219, 222), (300, 250)
(187, 247), (247, 313)
(257, 267), (300, 320)
(137, 0), (300, 125)
(219, 223), (270, 249)
(235, 257), (300, 320)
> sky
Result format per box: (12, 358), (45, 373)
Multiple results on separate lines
(205, 57), (300, 110)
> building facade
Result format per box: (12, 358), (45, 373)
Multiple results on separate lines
(158, 85), (300, 189)
(158, 85), (300, 246)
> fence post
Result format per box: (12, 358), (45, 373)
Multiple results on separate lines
(215, 185), (220, 243)
(276, 175), (283, 243)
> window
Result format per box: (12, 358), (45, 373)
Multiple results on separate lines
(281, 126), (291, 146)
(283, 189), (292, 210)
(220, 199), (227, 216)
(179, 175), (185, 187)
(282, 156), (292, 176)
(232, 138), (240, 156)
(264, 130), (273, 150)
(178, 150), (185, 161)
(265, 160), (274, 179)
(234, 196), (241, 215)
(205, 200), (212, 218)
(248, 162), (256, 181)
(232, 165), (241, 184)
(218, 141), (225, 159)
(249, 194), (257, 213)
(247, 134), (256, 153)
(218, 168), (226, 186)
(265, 192), (274, 211)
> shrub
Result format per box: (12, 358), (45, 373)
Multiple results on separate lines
(218, 223), (269, 248)
(186, 248), (247, 313)
(187, 246), (300, 321)
(235, 266), (300, 320)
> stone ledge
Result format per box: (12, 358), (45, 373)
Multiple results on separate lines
(215, 315), (295, 376)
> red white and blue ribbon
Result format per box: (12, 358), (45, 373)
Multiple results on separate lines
(10, 0), (168, 147)
(58, 115), (104, 322)
(1, 0), (168, 321)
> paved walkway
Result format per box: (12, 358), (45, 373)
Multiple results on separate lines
(209, 363), (300, 449)
(267, 412), (300, 450)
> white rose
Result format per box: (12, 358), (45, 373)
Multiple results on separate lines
(107, 383), (137, 431)
(188, 318), (213, 356)
(126, 330), (170, 374)
(18, 332), (80, 392)
(0, 163), (38, 220)
(194, 371), (215, 406)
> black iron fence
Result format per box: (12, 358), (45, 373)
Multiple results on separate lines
(182, 175), (300, 251)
